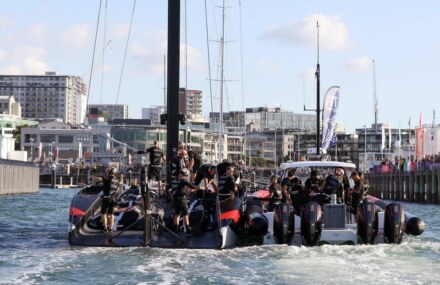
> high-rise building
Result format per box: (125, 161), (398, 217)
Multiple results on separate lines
(88, 104), (129, 121)
(142, 105), (165, 125)
(0, 72), (87, 124)
(179, 88), (202, 118)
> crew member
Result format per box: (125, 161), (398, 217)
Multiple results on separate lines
(194, 164), (218, 192)
(146, 141), (165, 194)
(101, 167), (120, 232)
(170, 168), (200, 235)
(304, 170), (322, 194)
(219, 166), (238, 200)
(321, 168), (345, 203)
(268, 175), (283, 211)
(348, 171), (365, 223)
(188, 150), (202, 183)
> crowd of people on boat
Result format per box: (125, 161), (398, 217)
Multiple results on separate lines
(266, 167), (370, 222)
(97, 141), (246, 235)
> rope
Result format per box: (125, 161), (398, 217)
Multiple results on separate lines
(115, 0), (137, 104)
(83, 0), (103, 124)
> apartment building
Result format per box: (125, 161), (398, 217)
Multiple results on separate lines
(0, 72), (87, 124)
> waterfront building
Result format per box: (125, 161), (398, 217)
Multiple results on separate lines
(179, 88), (203, 117)
(0, 95), (21, 116)
(0, 72), (87, 125)
(20, 120), (105, 164)
(142, 105), (165, 125)
(88, 104), (129, 120)
(244, 107), (316, 132)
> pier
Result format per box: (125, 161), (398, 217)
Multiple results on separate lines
(366, 169), (440, 204)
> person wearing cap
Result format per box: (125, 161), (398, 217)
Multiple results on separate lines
(194, 164), (218, 192)
(304, 169), (322, 194)
(170, 168), (201, 235)
(101, 167), (120, 232)
(348, 171), (365, 223)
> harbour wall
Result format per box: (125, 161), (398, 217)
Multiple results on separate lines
(0, 159), (39, 195)
(366, 170), (440, 204)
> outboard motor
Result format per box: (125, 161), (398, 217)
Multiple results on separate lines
(273, 202), (293, 244)
(301, 202), (322, 246)
(384, 202), (405, 244)
(357, 200), (377, 244)
(246, 200), (268, 236)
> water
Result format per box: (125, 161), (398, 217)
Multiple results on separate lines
(1, 188), (439, 285)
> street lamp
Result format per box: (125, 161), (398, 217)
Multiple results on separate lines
(29, 137), (34, 162)
(364, 125), (367, 172)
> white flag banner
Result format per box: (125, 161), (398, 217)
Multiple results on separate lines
(321, 86), (340, 151)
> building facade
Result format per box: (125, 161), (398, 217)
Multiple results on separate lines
(141, 105), (165, 125)
(88, 104), (129, 120)
(0, 72), (87, 124)
(179, 88), (203, 117)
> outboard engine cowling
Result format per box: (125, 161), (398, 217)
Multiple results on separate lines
(384, 202), (405, 244)
(274, 202), (293, 244)
(301, 202), (322, 246)
(357, 200), (377, 244)
(246, 200), (268, 236)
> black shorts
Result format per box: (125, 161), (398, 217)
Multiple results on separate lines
(101, 196), (116, 215)
(148, 165), (162, 181)
(173, 197), (189, 216)
(194, 173), (204, 185)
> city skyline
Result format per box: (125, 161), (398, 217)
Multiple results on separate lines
(0, 1), (439, 132)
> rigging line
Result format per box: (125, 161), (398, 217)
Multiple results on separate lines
(115, 0), (137, 105)
(84, 0), (103, 124)
(99, 0), (109, 105)
(204, 0), (214, 120)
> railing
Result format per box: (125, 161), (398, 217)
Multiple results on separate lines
(366, 170), (440, 204)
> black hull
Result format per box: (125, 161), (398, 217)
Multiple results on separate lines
(69, 184), (231, 248)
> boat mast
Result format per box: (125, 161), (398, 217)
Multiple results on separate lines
(372, 59), (378, 133)
(166, 0), (180, 179)
(315, 21), (320, 156)
(219, 0), (226, 162)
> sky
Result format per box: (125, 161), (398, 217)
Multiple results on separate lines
(1, 1), (440, 133)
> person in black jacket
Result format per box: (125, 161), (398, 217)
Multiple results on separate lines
(101, 167), (120, 232)
(170, 168), (200, 235)
(146, 141), (165, 193)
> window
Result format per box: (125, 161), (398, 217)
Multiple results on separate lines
(77, 134), (90, 143)
(40, 134), (56, 143)
(58, 135), (74, 143)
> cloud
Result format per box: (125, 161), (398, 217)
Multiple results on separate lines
(28, 22), (48, 41)
(296, 67), (317, 80)
(0, 49), (7, 61)
(256, 58), (280, 74)
(58, 24), (91, 48)
(261, 13), (353, 51)
(345, 56), (373, 73)
(23, 57), (49, 74)
(180, 43), (203, 73)
(0, 16), (14, 30)
(0, 46), (49, 75)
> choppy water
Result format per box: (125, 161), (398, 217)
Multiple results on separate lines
(0, 188), (439, 285)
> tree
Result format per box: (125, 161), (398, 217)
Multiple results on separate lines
(12, 124), (35, 150)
